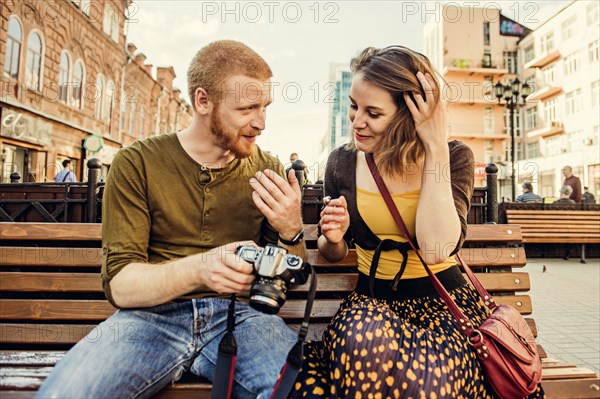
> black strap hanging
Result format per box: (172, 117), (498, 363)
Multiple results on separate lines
(211, 294), (237, 399)
(269, 264), (318, 399)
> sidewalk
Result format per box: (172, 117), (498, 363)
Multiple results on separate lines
(524, 257), (600, 375)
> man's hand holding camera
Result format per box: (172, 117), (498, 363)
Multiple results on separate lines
(196, 241), (257, 295)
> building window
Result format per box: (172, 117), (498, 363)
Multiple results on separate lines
(484, 107), (494, 134)
(25, 32), (42, 91)
(545, 98), (559, 124)
(525, 107), (538, 130)
(482, 50), (492, 68)
(543, 63), (557, 85)
(587, 2), (599, 26)
(527, 142), (539, 158)
(139, 106), (145, 137)
(567, 130), (583, 151)
(565, 89), (582, 116)
(561, 15), (577, 41)
(523, 44), (535, 64)
(58, 51), (70, 103)
(592, 81), (599, 109)
(103, 4), (120, 43)
(120, 95), (126, 132)
(81, 0), (91, 15)
(563, 52), (579, 76)
(104, 79), (115, 123)
(544, 135), (561, 156)
(4, 17), (22, 80)
(516, 142), (523, 161)
(95, 74), (104, 119)
(540, 31), (554, 53)
(73, 60), (84, 110)
(503, 51), (518, 74)
(484, 140), (494, 163)
(129, 101), (136, 135)
(503, 108), (521, 137)
(483, 21), (490, 46)
(590, 40), (599, 63)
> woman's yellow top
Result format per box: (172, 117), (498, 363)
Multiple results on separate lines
(356, 187), (455, 279)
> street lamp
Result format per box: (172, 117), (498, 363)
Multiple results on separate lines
(494, 78), (531, 201)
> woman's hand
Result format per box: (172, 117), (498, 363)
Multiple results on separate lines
(404, 71), (446, 152)
(319, 195), (349, 244)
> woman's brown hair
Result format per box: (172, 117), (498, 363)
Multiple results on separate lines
(349, 46), (441, 176)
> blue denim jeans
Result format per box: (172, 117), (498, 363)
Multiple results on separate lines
(36, 298), (297, 399)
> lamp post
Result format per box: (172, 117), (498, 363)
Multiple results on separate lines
(494, 78), (531, 201)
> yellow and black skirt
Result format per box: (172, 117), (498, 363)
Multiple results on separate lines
(290, 266), (545, 398)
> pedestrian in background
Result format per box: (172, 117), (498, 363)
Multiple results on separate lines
(54, 159), (77, 182)
(516, 182), (542, 203)
(562, 166), (582, 202)
(554, 185), (576, 204)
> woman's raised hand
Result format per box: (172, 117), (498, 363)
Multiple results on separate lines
(404, 71), (446, 151)
(319, 195), (350, 244)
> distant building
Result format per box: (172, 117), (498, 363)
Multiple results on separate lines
(318, 63), (352, 179)
(520, 0), (599, 198)
(424, 1), (600, 199)
(0, 0), (192, 182)
(424, 4), (525, 192)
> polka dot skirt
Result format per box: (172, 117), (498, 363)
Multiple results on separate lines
(289, 284), (545, 398)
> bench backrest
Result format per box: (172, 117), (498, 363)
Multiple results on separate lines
(0, 222), (533, 348)
(506, 209), (600, 243)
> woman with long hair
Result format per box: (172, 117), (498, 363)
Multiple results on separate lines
(291, 46), (545, 398)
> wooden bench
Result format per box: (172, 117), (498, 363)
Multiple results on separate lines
(506, 209), (600, 263)
(1, 222), (599, 398)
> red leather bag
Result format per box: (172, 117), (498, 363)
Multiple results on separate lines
(366, 153), (542, 399)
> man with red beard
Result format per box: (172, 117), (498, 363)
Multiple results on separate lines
(37, 41), (306, 399)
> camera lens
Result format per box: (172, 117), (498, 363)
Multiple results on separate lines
(249, 277), (288, 314)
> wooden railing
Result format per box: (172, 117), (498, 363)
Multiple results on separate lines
(1, 160), (500, 225)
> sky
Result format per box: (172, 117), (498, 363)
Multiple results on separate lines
(127, 0), (570, 168)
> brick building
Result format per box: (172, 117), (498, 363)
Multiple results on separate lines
(0, 0), (192, 182)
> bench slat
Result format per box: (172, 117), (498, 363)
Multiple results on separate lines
(0, 295), (532, 322)
(506, 210), (600, 216)
(542, 378), (600, 398)
(2, 363), (594, 392)
(0, 272), (531, 293)
(1, 247), (527, 269)
(0, 247), (102, 267)
(0, 223), (102, 241)
(0, 318), (538, 345)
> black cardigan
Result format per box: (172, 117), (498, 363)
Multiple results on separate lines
(323, 141), (475, 254)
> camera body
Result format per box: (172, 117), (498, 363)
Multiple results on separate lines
(237, 244), (309, 314)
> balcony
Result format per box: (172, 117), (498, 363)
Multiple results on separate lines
(524, 50), (561, 70)
(443, 58), (508, 76)
(527, 121), (564, 138)
(527, 85), (562, 102)
(449, 132), (508, 140)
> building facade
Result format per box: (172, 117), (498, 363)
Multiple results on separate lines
(318, 63), (352, 178)
(424, 5), (527, 194)
(1, 0), (192, 183)
(424, 1), (600, 200)
(520, 0), (599, 198)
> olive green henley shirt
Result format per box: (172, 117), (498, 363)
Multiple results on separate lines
(101, 132), (287, 306)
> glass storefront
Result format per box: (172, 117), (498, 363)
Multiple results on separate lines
(1, 144), (48, 182)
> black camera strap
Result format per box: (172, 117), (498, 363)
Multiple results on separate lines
(211, 265), (317, 399)
(211, 294), (237, 399)
(269, 264), (317, 399)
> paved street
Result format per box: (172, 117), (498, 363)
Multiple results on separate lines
(523, 257), (600, 375)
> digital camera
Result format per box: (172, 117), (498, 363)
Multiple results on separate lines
(236, 244), (309, 314)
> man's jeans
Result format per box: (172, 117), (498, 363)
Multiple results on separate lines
(35, 298), (297, 399)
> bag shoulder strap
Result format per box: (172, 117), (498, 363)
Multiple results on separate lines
(364, 153), (494, 335)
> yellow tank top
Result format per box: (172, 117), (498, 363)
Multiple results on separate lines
(356, 188), (455, 279)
